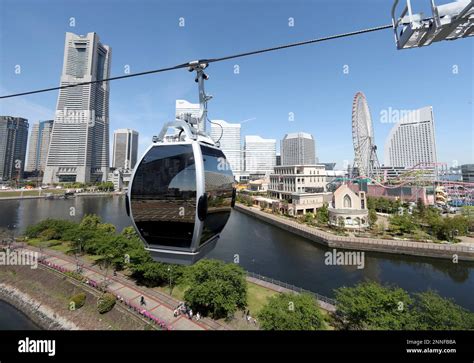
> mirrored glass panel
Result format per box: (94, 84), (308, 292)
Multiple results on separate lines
(199, 145), (234, 245)
(130, 145), (196, 248)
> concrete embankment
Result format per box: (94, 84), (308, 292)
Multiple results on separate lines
(235, 204), (474, 262)
(0, 282), (79, 330)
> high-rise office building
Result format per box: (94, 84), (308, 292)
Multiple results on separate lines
(26, 120), (54, 173)
(281, 132), (316, 165)
(210, 120), (241, 173)
(461, 164), (474, 183)
(244, 135), (276, 174)
(276, 153), (281, 166)
(0, 116), (29, 180)
(112, 128), (139, 170)
(175, 99), (203, 132)
(43, 32), (111, 184)
(384, 106), (437, 168)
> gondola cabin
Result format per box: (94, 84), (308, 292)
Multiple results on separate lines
(127, 121), (235, 265)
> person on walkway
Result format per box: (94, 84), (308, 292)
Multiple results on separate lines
(140, 296), (146, 306)
(196, 312), (201, 321)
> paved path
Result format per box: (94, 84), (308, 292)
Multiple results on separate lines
(20, 245), (230, 331)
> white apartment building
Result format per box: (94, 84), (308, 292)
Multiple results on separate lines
(269, 165), (331, 215)
(244, 135), (276, 174)
(384, 106), (438, 169)
(210, 119), (241, 173)
(269, 165), (327, 199)
(281, 132), (316, 165)
(43, 32), (111, 183)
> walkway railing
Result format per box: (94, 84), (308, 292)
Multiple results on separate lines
(246, 270), (336, 306)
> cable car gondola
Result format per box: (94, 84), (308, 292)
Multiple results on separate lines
(127, 62), (236, 265)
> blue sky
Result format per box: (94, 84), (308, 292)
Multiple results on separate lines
(0, 0), (472, 169)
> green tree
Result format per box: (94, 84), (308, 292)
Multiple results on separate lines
(407, 291), (474, 330)
(334, 281), (413, 330)
(416, 198), (425, 217)
(79, 214), (102, 229)
(304, 212), (315, 224)
(258, 293), (326, 330)
(337, 217), (345, 231)
(368, 209), (378, 228)
(184, 259), (247, 319)
(97, 223), (116, 235)
(389, 214), (416, 235)
(316, 203), (329, 225)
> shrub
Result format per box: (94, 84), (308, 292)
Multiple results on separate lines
(64, 271), (86, 282)
(97, 293), (116, 314)
(38, 228), (60, 241)
(69, 293), (86, 310)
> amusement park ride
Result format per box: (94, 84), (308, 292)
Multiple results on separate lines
(1, 1), (473, 264)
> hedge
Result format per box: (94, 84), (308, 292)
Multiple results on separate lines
(97, 293), (116, 314)
(69, 293), (86, 310)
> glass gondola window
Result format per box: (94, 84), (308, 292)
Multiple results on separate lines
(199, 145), (234, 246)
(130, 144), (197, 248)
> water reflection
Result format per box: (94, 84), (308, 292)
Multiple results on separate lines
(0, 196), (473, 310)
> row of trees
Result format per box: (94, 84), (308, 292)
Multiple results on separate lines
(25, 216), (248, 320)
(388, 203), (471, 241)
(25, 215), (474, 329)
(334, 281), (474, 330)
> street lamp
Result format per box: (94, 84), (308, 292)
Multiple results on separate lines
(168, 266), (172, 294)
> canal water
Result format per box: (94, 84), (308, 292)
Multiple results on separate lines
(1, 196), (473, 311)
(0, 300), (40, 330)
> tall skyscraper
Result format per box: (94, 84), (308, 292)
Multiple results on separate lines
(210, 120), (241, 173)
(0, 116), (29, 180)
(112, 128), (139, 170)
(43, 32), (111, 184)
(175, 100), (203, 132)
(281, 132), (316, 165)
(384, 106), (437, 168)
(26, 120), (54, 173)
(244, 135), (276, 174)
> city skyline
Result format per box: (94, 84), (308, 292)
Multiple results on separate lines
(0, 1), (472, 170)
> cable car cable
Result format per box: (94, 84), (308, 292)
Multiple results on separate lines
(0, 23), (392, 100)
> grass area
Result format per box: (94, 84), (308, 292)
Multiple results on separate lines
(156, 284), (189, 301)
(50, 242), (72, 253)
(84, 254), (103, 263)
(246, 282), (278, 315)
(0, 189), (68, 198)
(156, 280), (279, 315)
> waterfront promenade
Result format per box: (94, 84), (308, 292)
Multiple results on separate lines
(19, 245), (229, 331)
(236, 204), (474, 261)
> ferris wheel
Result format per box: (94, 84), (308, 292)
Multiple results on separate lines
(352, 92), (380, 179)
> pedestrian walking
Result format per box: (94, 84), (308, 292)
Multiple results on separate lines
(140, 296), (146, 306)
